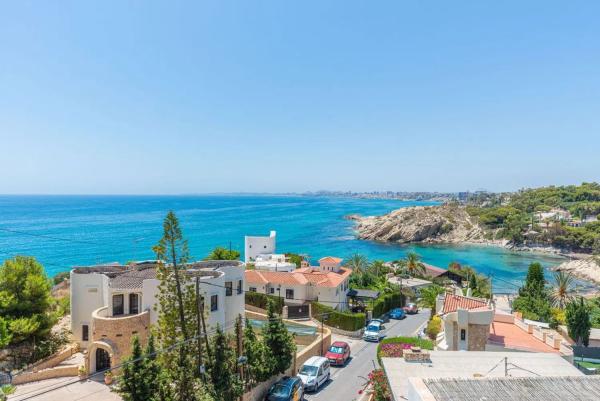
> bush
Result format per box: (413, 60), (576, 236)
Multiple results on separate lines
(311, 302), (365, 332)
(376, 336), (433, 364)
(52, 271), (70, 285)
(372, 292), (404, 318)
(245, 292), (283, 314)
(426, 316), (442, 340)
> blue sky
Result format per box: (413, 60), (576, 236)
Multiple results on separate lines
(1, 1), (599, 194)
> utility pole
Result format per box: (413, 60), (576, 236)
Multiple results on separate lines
(235, 314), (245, 399)
(320, 313), (329, 356)
(195, 276), (204, 380)
(197, 280), (212, 361)
(504, 357), (508, 377)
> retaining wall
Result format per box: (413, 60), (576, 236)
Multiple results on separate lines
(12, 365), (79, 385)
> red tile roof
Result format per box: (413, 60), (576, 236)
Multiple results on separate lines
(442, 294), (489, 314)
(245, 266), (352, 288)
(423, 263), (448, 277)
(319, 256), (343, 264)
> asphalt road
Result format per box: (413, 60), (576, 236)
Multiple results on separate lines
(304, 310), (429, 401)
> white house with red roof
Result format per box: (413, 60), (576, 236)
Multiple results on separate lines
(245, 256), (352, 310)
(435, 292), (494, 351)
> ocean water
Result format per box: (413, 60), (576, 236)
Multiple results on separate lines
(0, 195), (571, 293)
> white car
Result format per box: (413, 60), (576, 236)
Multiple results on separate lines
(363, 321), (386, 342)
(298, 356), (330, 392)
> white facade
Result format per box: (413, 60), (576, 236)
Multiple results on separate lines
(70, 260), (245, 350)
(254, 253), (296, 272)
(244, 230), (277, 263)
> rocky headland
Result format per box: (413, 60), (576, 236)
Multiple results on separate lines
(351, 204), (490, 244)
(554, 256), (600, 286)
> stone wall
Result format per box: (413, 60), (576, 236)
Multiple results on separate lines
(467, 323), (488, 351)
(23, 344), (79, 373)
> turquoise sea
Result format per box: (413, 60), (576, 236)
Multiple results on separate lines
(0, 195), (573, 293)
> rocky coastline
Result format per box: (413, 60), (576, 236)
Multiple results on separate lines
(350, 204), (600, 285)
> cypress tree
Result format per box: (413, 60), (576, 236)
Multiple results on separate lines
(566, 297), (591, 346)
(208, 325), (241, 401)
(262, 300), (296, 376)
(118, 335), (144, 401)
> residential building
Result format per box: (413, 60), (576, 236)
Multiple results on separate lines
(435, 293), (494, 351)
(244, 230), (277, 263)
(70, 260), (245, 373)
(245, 256), (352, 310)
(253, 253), (297, 272)
(381, 351), (592, 401)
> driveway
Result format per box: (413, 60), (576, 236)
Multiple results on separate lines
(304, 310), (429, 401)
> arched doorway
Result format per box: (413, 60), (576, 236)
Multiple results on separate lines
(95, 348), (111, 372)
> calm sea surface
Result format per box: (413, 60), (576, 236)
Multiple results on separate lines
(0, 195), (573, 293)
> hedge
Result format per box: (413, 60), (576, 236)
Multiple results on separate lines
(372, 291), (405, 318)
(245, 292), (284, 314)
(311, 302), (366, 332)
(376, 336), (434, 364)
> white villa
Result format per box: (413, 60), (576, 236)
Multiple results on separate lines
(70, 260), (245, 373)
(245, 256), (352, 311)
(244, 230), (297, 272)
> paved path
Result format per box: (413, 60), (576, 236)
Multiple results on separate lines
(10, 377), (120, 401)
(304, 310), (429, 401)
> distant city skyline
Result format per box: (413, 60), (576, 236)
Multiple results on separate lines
(1, 1), (599, 194)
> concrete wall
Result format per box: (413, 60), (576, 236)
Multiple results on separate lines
(245, 231), (276, 262)
(21, 344), (79, 373)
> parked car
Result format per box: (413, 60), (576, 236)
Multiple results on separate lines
(389, 307), (406, 320)
(265, 376), (304, 401)
(403, 303), (419, 314)
(363, 320), (386, 342)
(325, 341), (351, 366)
(298, 356), (330, 392)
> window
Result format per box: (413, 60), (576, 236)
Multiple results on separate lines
(263, 245), (267, 249)
(112, 294), (124, 316)
(82, 325), (89, 341)
(129, 293), (139, 314)
(249, 287), (257, 292)
(270, 288), (275, 294)
(211, 295), (218, 311)
(225, 281), (233, 296)
(460, 329), (466, 341)
(286, 289), (294, 300)
(237, 279), (243, 294)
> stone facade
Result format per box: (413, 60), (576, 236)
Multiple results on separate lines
(467, 323), (489, 351)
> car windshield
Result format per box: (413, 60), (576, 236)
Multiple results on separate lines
(269, 384), (291, 397)
(300, 365), (318, 376)
(329, 346), (344, 354)
(366, 324), (380, 332)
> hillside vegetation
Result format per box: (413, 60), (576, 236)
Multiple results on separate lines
(467, 182), (600, 253)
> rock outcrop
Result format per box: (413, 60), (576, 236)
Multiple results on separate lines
(555, 256), (600, 285)
(353, 205), (486, 244)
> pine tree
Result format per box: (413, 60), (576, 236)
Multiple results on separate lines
(262, 300), (296, 376)
(468, 274), (477, 291)
(153, 211), (199, 401)
(566, 297), (591, 346)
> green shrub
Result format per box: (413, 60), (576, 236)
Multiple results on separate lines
(372, 292), (405, 318)
(311, 302), (365, 332)
(426, 315), (442, 340)
(376, 336), (433, 364)
(245, 292), (283, 314)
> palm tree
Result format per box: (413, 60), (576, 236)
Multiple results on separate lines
(346, 253), (369, 275)
(418, 285), (445, 316)
(368, 260), (388, 277)
(396, 252), (426, 277)
(550, 270), (575, 309)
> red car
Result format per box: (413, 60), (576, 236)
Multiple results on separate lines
(325, 341), (351, 366)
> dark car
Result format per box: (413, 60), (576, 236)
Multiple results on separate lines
(325, 341), (351, 366)
(389, 308), (406, 319)
(265, 376), (304, 401)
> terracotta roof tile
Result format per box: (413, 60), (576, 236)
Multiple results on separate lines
(319, 256), (343, 264)
(442, 294), (488, 314)
(245, 266), (352, 288)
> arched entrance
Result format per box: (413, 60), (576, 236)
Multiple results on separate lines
(95, 348), (111, 372)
